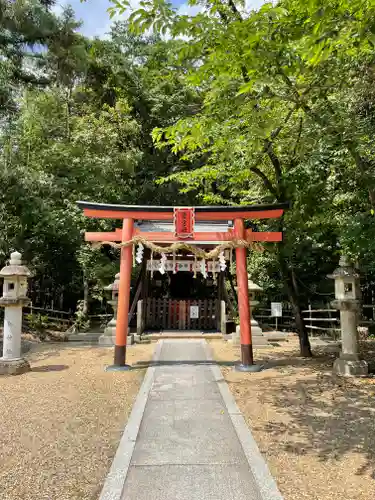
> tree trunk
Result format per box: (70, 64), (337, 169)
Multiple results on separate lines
(82, 276), (89, 316)
(346, 144), (375, 209)
(277, 250), (312, 357)
(59, 290), (64, 310)
(289, 276), (312, 357)
(222, 276), (237, 317)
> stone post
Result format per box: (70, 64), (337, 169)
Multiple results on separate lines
(0, 251), (31, 375)
(99, 273), (134, 347)
(220, 300), (226, 335)
(99, 273), (119, 346)
(248, 278), (268, 346)
(136, 299), (144, 337)
(232, 275), (268, 347)
(328, 256), (368, 377)
(232, 324), (241, 346)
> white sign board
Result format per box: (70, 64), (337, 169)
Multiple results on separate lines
(190, 306), (199, 319)
(271, 302), (282, 317)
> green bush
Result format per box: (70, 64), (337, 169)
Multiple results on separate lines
(68, 300), (90, 334)
(25, 313), (49, 340)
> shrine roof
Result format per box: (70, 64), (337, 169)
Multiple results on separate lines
(77, 201), (289, 221)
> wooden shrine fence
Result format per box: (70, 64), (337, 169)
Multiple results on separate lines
(145, 298), (218, 331)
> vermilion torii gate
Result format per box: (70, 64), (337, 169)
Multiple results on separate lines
(77, 201), (288, 371)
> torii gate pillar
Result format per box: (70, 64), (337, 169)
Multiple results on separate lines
(108, 217), (134, 371)
(234, 218), (260, 372)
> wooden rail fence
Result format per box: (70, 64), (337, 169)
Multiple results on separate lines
(255, 303), (375, 336)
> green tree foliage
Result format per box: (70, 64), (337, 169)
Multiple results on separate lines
(116, 0), (375, 355)
(0, 0), (59, 112)
(0, 5), (201, 312)
(2, 0), (375, 354)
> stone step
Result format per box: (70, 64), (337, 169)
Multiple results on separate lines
(66, 332), (102, 343)
(263, 332), (291, 342)
(148, 332), (223, 339)
(252, 336), (269, 346)
(99, 334), (135, 346)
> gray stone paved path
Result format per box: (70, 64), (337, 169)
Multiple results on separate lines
(101, 340), (283, 500)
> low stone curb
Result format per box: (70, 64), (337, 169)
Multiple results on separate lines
(99, 339), (283, 500)
(203, 341), (284, 500)
(99, 341), (162, 500)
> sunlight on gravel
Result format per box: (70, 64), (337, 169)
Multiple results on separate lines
(0, 343), (154, 500)
(209, 338), (375, 500)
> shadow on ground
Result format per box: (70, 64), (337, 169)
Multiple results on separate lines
(258, 376), (375, 477)
(228, 341), (375, 479)
(24, 343), (104, 363)
(133, 359), (236, 368)
(32, 364), (69, 372)
(132, 341), (340, 371)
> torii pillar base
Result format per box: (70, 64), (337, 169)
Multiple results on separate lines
(235, 362), (263, 373)
(105, 364), (132, 372)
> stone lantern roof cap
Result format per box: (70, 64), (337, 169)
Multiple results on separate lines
(0, 251), (31, 277)
(104, 273), (120, 291)
(247, 275), (263, 292)
(328, 267), (360, 279)
(328, 256), (360, 280)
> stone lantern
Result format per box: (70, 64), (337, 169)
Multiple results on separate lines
(0, 251), (31, 375)
(99, 273), (134, 346)
(232, 275), (268, 347)
(248, 277), (268, 346)
(99, 273), (120, 346)
(328, 256), (368, 377)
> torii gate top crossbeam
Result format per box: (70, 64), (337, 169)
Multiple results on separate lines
(77, 201), (289, 221)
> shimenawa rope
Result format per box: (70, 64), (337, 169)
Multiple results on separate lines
(91, 235), (263, 259)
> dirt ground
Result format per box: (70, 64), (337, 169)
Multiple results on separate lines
(209, 337), (375, 500)
(0, 342), (155, 500)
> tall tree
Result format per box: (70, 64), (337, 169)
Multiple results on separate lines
(0, 0), (59, 113)
(0, 13), (203, 311)
(113, 0), (375, 355)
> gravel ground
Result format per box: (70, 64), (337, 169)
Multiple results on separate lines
(0, 343), (155, 500)
(209, 337), (375, 500)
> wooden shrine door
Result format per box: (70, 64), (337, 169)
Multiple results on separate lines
(145, 298), (218, 331)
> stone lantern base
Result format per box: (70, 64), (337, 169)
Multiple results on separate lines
(98, 335), (115, 346)
(333, 357), (368, 377)
(231, 324), (269, 347)
(0, 358), (30, 376)
(99, 335), (135, 347)
(99, 327), (134, 347)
